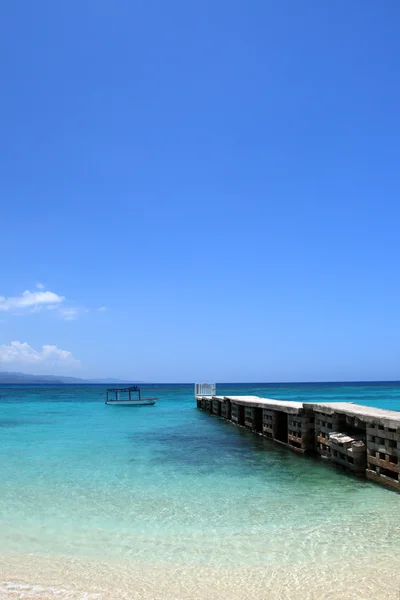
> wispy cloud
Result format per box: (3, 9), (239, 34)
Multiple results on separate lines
(59, 307), (89, 321)
(0, 341), (80, 367)
(97, 306), (108, 312)
(36, 282), (45, 290)
(0, 289), (65, 312)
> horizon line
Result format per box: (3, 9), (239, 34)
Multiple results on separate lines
(2, 379), (400, 385)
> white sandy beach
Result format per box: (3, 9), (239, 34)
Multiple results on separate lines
(1, 552), (400, 600)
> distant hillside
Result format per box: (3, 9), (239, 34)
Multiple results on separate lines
(0, 371), (140, 384)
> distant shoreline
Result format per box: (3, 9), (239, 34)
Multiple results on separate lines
(2, 379), (400, 386)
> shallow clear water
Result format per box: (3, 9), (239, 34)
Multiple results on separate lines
(1, 383), (400, 598)
(1, 383), (400, 565)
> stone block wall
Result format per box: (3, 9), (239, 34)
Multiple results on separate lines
(231, 403), (240, 424)
(262, 409), (274, 439)
(230, 403), (246, 425)
(287, 413), (314, 453)
(212, 399), (221, 416)
(244, 406), (263, 432)
(244, 406), (254, 428)
(314, 412), (341, 458)
(328, 433), (366, 474)
(366, 424), (400, 491)
(221, 399), (231, 419)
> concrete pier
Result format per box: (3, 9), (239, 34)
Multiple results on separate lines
(196, 392), (400, 492)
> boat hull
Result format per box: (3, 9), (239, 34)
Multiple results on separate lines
(105, 399), (157, 406)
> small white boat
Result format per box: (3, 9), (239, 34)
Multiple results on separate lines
(105, 386), (157, 406)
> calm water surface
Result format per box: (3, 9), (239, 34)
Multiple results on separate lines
(1, 383), (400, 597)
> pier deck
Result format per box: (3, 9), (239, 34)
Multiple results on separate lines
(196, 392), (400, 492)
(307, 401), (400, 427)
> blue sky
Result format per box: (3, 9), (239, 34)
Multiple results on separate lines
(1, 1), (400, 382)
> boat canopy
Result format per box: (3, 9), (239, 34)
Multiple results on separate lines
(106, 386), (142, 402)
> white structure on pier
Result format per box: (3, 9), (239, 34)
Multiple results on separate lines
(195, 383), (216, 396)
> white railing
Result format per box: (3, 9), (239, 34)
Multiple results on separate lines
(195, 383), (216, 396)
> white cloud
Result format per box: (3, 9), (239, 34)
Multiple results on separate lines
(0, 289), (65, 312)
(59, 307), (89, 321)
(0, 286), (105, 322)
(0, 341), (80, 367)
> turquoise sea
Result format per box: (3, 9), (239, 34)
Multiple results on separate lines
(1, 382), (400, 599)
